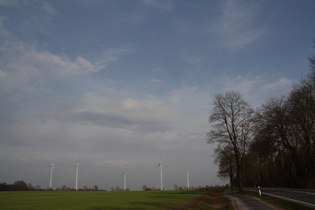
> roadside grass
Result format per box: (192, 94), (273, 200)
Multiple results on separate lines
(168, 187), (232, 209)
(0, 188), (232, 210)
(242, 189), (314, 210)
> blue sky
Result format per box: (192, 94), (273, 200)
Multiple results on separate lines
(0, 0), (314, 190)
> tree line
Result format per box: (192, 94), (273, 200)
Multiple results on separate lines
(208, 45), (315, 191)
(0, 181), (104, 191)
(0, 180), (222, 191)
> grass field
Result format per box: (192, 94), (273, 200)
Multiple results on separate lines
(0, 188), (232, 210)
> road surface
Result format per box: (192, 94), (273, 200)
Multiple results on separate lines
(245, 187), (315, 209)
(225, 189), (275, 210)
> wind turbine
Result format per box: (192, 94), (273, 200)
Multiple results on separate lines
(75, 155), (80, 191)
(155, 157), (169, 190)
(122, 171), (127, 191)
(75, 162), (80, 191)
(49, 163), (54, 189)
(185, 168), (190, 190)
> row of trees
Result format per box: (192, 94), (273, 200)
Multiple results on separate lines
(142, 184), (221, 191)
(0, 181), (104, 191)
(59, 185), (102, 191)
(0, 181), (30, 191)
(0, 180), (217, 191)
(208, 47), (315, 191)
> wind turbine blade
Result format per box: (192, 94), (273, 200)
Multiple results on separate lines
(155, 163), (161, 169)
(162, 163), (170, 168)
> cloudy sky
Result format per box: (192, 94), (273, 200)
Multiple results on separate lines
(0, 0), (314, 191)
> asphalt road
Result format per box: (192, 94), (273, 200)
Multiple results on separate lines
(225, 189), (274, 210)
(245, 187), (315, 208)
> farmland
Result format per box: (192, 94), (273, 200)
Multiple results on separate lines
(0, 187), (232, 209)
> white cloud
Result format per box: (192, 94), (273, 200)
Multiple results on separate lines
(0, 42), (98, 97)
(23, 51), (98, 78)
(263, 77), (293, 90)
(0, 41), (133, 97)
(72, 92), (178, 133)
(209, 74), (296, 108)
(210, 0), (266, 50)
(2, 41), (99, 76)
(222, 75), (259, 95)
(0, 79), (221, 189)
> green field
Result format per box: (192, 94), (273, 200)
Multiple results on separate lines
(0, 188), (232, 210)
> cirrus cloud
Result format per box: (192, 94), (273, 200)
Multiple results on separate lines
(210, 0), (266, 50)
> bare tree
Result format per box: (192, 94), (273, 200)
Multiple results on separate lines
(208, 91), (255, 191)
(214, 145), (236, 188)
(249, 76), (315, 187)
(242, 43), (315, 188)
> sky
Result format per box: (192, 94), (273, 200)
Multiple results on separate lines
(0, 0), (314, 191)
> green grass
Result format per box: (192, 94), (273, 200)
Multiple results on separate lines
(242, 189), (314, 210)
(0, 188), (232, 210)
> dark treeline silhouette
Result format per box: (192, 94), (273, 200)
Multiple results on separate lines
(244, 53), (315, 188)
(142, 184), (222, 191)
(0, 181), (219, 191)
(209, 44), (315, 190)
(0, 181), (104, 191)
(0, 181), (30, 191)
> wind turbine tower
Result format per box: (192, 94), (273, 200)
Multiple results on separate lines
(75, 162), (80, 191)
(123, 171), (127, 191)
(159, 162), (163, 190)
(186, 169), (190, 190)
(49, 163), (54, 189)
(156, 161), (168, 190)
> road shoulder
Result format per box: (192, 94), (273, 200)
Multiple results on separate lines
(224, 189), (284, 210)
